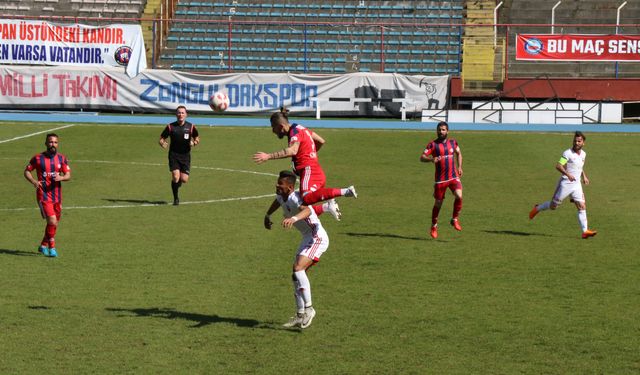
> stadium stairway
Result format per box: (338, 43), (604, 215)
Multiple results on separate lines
(141, 0), (162, 66)
(461, 0), (503, 92)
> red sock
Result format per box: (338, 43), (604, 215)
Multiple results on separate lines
(302, 188), (341, 205)
(46, 224), (57, 248)
(453, 198), (463, 219)
(312, 205), (323, 216)
(432, 206), (440, 225)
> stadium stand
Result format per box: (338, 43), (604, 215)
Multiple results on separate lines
(503, 0), (640, 78)
(0, 0), (146, 23)
(156, 1), (465, 74)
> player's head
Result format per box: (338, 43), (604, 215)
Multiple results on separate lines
(45, 133), (59, 154)
(176, 106), (187, 123)
(436, 121), (449, 140)
(270, 107), (290, 139)
(573, 131), (586, 151)
(276, 170), (296, 197)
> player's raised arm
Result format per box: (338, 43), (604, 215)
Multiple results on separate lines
(264, 199), (281, 229)
(253, 142), (300, 164)
(282, 205), (312, 229)
(310, 131), (325, 152)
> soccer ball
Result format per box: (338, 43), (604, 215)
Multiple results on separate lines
(209, 91), (230, 112)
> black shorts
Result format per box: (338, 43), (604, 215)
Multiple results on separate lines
(168, 152), (191, 174)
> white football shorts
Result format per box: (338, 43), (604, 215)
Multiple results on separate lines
(552, 179), (585, 205)
(296, 233), (329, 262)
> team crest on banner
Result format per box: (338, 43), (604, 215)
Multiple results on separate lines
(114, 46), (132, 66)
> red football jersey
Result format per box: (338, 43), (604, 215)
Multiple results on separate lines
(26, 152), (70, 203)
(423, 138), (459, 183)
(287, 123), (322, 171)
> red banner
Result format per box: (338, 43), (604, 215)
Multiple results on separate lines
(515, 34), (640, 61)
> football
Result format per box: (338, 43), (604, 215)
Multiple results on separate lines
(209, 91), (230, 112)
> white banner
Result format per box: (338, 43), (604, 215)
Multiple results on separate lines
(0, 66), (448, 115)
(0, 20), (146, 78)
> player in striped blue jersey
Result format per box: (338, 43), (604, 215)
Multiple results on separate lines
(420, 121), (463, 239)
(24, 133), (71, 257)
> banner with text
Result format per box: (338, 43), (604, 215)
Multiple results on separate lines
(0, 20), (146, 77)
(0, 66), (449, 115)
(516, 34), (640, 61)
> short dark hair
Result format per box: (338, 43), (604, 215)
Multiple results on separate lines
(45, 133), (58, 140)
(437, 121), (449, 130)
(176, 105), (187, 112)
(278, 170), (297, 185)
(574, 131), (585, 141)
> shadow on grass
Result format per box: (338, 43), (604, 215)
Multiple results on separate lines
(106, 307), (295, 332)
(102, 198), (168, 205)
(28, 305), (50, 310)
(481, 230), (553, 237)
(0, 248), (38, 257)
(343, 232), (425, 241)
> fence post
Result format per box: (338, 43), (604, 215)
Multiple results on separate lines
(504, 25), (509, 80)
(551, 1), (561, 34)
(615, 1), (627, 79)
(380, 25), (385, 73)
(494, 1), (503, 47)
(152, 19), (156, 68)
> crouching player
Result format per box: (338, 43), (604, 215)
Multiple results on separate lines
(23, 133), (71, 257)
(264, 170), (329, 329)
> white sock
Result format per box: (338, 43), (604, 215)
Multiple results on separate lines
(294, 270), (312, 308)
(340, 188), (349, 195)
(577, 209), (588, 232)
(537, 201), (551, 211)
(292, 274), (305, 313)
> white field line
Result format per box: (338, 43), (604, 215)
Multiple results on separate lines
(1, 157), (276, 211)
(0, 157), (279, 178)
(0, 194), (274, 212)
(73, 159), (279, 177)
(0, 124), (76, 144)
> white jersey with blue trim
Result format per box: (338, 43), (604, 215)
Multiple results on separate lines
(276, 191), (325, 237)
(560, 148), (586, 183)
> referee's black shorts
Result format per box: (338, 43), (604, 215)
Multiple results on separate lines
(168, 151), (191, 174)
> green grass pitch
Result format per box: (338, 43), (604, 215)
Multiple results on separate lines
(1, 121), (639, 374)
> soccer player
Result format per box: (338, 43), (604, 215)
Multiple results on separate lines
(253, 108), (357, 221)
(264, 170), (329, 329)
(529, 131), (597, 239)
(420, 121), (463, 239)
(23, 133), (71, 257)
(159, 105), (200, 205)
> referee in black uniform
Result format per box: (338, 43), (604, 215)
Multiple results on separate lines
(159, 105), (200, 205)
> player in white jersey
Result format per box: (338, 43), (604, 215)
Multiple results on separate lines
(264, 170), (329, 328)
(529, 131), (597, 239)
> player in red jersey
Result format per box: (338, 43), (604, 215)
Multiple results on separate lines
(253, 108), (357, 220)
(23, 133), (71, 257)
(420, 121), (463, 239)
